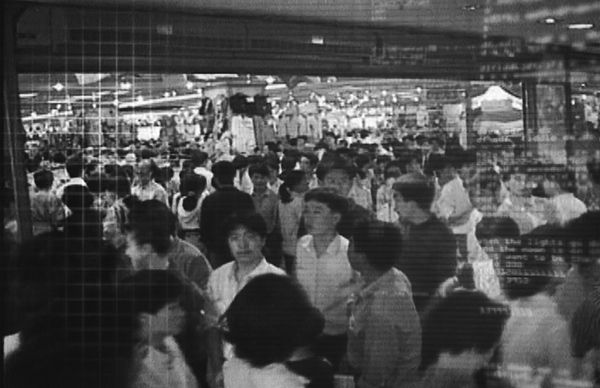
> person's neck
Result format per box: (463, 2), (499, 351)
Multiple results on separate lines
(312, 231), (337, 253)
(254, 187), (268, 195)
(235, 257), (262, 281)
(149, 333), (169, 352)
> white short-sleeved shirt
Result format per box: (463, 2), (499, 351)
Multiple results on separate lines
(223, 356), (307, 388)
(205, 258), (286, 326)
(296, 234), (358, 335)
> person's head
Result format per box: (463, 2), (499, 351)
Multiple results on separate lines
(349, 220), (402, 276)
(62, 185), (95, 211)
(211, 160), (236, 187)
(136, 159), (157, 186)
(5, 284), (139, 388)
(279, 170), (308, 204)
(232, 155), (249, 172)
(33, 169), (54, 191)
(383, 163), (402, 184)
(248, 163), (271, 192)
(221, 274), (325, 368)
(299, 152), (319, 174)
(65, 155), (84, 178)
(420, 290), (510, 372)
(191, 150), (210, 168)
(316, 156), (357, 197)
(281, 155), (299, 173)
(564, 211), (600, 284)
(586, 158), (600, 186)
(296, 135), (307, 150)
(181, 173), (207, 212)
(125, 200), (176, 269)
(223, 212), (268, 265)
(393, 173), (435, 223)
(303, 188), (348, 236)
(121, 270), (187, 340)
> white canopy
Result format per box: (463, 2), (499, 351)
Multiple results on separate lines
(471, 85), (522, 111)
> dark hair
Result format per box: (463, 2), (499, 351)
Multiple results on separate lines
(222, 274), (324, 368)
(279, 170), (306, 204)
(33, 169), (53, 190)
(212, 161), (236, 185)
(383, 163), (402, 181)
(392, 174), (436, 211)
(248, 163), (270, 178)
(475, 217), (520, 241)
(65, 156), (84, 178)
(181, 174), (207, 212)
(5, 284), (138, 388)
(352, 220), (402, 272)
(300, 152), (319, 168)
(191, 150), (210, 167)
(281, 155), (299, 173)
(564, 211), (600, 267)
(232, 155), (249, 170)
(247, 155), (264, 166)
(315, 156), (357, 181)
(126, 199), (176, 255)
(113, 175), (132, 199)
(62, 185), (95, 210)
(354, 154), (371, 170)
(52, 152), (67, 164)
(121, 270), (186, 315)
(586, 159), (600, 185)
(222, 211), (268, 240)
(304, 188), (349, 216)
(420, 290), (510, 371)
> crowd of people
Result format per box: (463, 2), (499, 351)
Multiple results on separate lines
(3, 129), (600, 388)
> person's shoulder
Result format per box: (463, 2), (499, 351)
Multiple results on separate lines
(297, 234), (313, 246)
(210, 261), (235, 278)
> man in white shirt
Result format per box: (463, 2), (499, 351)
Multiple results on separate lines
(205, 212), (285, 388)
(131, 159), (169, 205)
(296, 189), (360, 371)
(192, 150), (215, 193)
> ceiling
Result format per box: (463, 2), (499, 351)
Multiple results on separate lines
(12, 0), (600, 52)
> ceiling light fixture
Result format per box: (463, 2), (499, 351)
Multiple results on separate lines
(186, 81), (194, 90)
(568, 23), (594, 30)
(463, 4), (481, 11)
(543, 17), (557, 25)
(52, 82), (64, 91)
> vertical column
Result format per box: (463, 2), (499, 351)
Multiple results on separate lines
(521, 81), (538, 159)
(4, 3), (32, 243)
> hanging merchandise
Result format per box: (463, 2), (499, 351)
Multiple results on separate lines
(416, 105), (429, 127)
(254, 95), (272, 117)
(301, 103), (322, 143)
(278, 105), (300, 139)
(231, 115), (257, 154)
(229, 93), (249, 115)
(253, 116), (276, 149)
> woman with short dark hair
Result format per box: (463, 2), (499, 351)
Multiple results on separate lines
(222, 273), (333, 388)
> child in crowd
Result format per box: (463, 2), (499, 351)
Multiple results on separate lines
(296, 188), (360, 372)
(277, 170), (310, 275)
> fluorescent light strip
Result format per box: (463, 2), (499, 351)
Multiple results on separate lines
(117, 93), (203, 109)
(568, 23), (594, 30)
(22, 111), (73, 122)
(19, 93), (38, 99)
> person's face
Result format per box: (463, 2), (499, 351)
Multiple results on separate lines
(142, 300), (186, 338)
(297, 138), (306, 149)
(406, 159), (422, 174)
(323, 169), (353, 197)
(300, 157), (313, 174)
(303, 200), (340, 235)
(394, 192), (418, 223)
(125, 233), (154, 270)
(228, 225), (265, 264)
(292, 176), (310, 194)
(251, 173), (268, 191)
(137, 163), (153, 185)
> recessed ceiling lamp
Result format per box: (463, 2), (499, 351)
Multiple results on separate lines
(52, 82), (64, 91)
(186, 81), (194, 90)
(137, 96), (144, 102)
(542, 17), (558, 25)
(462, 4), (481, 11)
(120, 82), (132, 90)
(568, 23), (594, 30)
